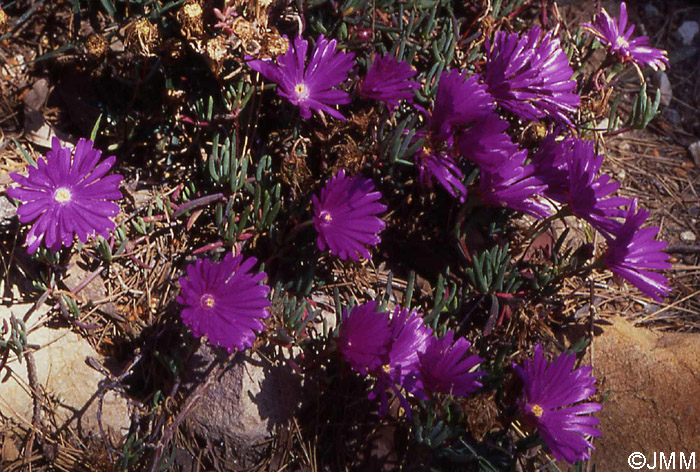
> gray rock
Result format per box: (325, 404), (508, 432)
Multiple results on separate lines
(663, 108), (681, 126)
(0, 303), (131, 442)
(643, 4), (660, 18)
(677, 21), (699, 45)
(689, 141), (700, 167)
(183, 344), (306, 466)
(653, 70), (672, 107)
(680, 231), (696, 243)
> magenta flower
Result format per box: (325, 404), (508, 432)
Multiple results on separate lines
(7, 137), (122, 254)
(429, 70), (495, 140)
(457, 114), (518, 171)
(562, 139), (630, 235)
(313, 170), (387, 261)
(582, 2), (669, 70)
(414, 148), (467, 202)
(360, 54), (420, 109)
(369, 306), (434, 416)
(337, 301), (392, 375)
(247, 35), (355, 120)
(385, 307), (433, 390)
(514, 345), (601, 464)
(177, 253), (270, 352)
(418, 330), (485, 397)
(531, 134), (575, 200)
(603, 199), (671, 301)
(414, 70), (505, 200)
(483, 26), (580, 125)
(478, 150), (551, 218)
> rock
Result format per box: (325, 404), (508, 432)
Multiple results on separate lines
(643, 4), (660, 18)
(680, 230), (696, 242)
(0, 303), (131, 442)
(677, 21), (699, 45)
(689, 141), (700, 167)
(589, 317), (700, 470)
(652, 70), (672, 107)
(183, 344), (306, 466)
(663, 108), (681, 126)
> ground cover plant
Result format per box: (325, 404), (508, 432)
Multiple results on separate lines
(0, 0), (691, 470)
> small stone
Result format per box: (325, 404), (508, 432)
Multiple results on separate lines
(677, 21), (699, 45)
(643, 4), (660, 18)
(0, 304), (131, 441)
(689, 141), (700, 167)
(680, 231), (696, 242)
(664, 108), (681, 126)
(653, 71), (672, 107)
(183, 344), (307, 467)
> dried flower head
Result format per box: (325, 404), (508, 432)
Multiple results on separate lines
(248, 35), (355, 120)
(0, 6), (9, 34)
(261, 30), (289, 58)
(124, 18), (160, 56)
(313, 170), (386, 261)
(205, 35), (228, 72)
(514, 345), (601, 464)
(8, 138), (123, 253)
(84, 33), (108, 58)
(582, 2), (669, 70)
(177, 253), (270, 352)
(177, 1), (204, 38)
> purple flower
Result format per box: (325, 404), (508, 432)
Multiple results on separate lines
(369, 306), (434, 416)
(414, 70), (503, 200)
(514, 345), (601, 464)
(177, 253), (270, 352)
(415, 148), (467, 202)
(313, 170), (387, 261)
(483, 26), (580, 125)
(561, 139), (630, 235)
(603, 199), (671, 301)
(385, 307), (433, 390)
(7, 137), (123, 254)
(582, 2), (669, 70)
(418, 330), (484, 397)
(360, 54), (420, 109)
(457, 114), (518, 171)
(429, 70), (495, 140)
(247, 35), (355, 120)
(531, 134), (575, 200)
(337, 301), (392, 375)
(478, 150), (551, 218)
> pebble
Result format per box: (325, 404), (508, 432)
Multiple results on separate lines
(643, 4), (660, 18)
(680, 231), (697, 242)
(689, 141), (700, 167)
(653, 71), (672, 107)
(677, 21), (699, 45)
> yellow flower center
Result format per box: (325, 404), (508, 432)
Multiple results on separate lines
(382, 364), (391, 374)
(319, 210), (332, 224)
(294, 83), (310, 101)
(53, 187), (72, 204)
(615, 36), (629, 49)
(200, 294), (215, 309)
(531, 404), (544, 418)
